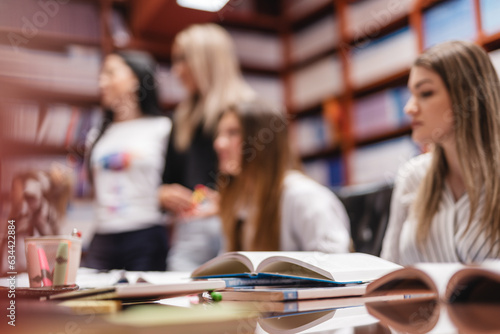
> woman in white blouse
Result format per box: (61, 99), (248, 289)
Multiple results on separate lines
(381, 40), (500, 265)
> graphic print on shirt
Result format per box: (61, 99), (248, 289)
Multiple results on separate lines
(98, 151), (135, 214)
(98, 152), (133, 171)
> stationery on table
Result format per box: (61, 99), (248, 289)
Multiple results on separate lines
(191, 251), (402, 288)
(47, 279), (226, 301)
(25, 235), (81, 288)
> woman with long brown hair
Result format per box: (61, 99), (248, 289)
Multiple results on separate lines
(381, 40), (500, 264)
(214, 99), (350, 252)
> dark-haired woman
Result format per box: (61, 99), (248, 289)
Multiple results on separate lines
(85, 51), (171, 271)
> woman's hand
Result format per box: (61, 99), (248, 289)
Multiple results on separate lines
(158, 183), (194, 214)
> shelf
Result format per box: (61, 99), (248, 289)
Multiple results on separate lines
(289, 103), (324, 118)
(288, 1), (335, 31)
(351, 69), (410, 98)
(0, 27), (100, 52)
(345, 14), (410, 46)
(0, 140), (70, 158)
(480, 31), (500, 51)
(220, 12), (283, 32)
(288, 45), (340, 72)
(0, 76), (99, 106)
(354, 126), (412, 147)
(125, 38), (283, 75)
(301, 145), (341, 162)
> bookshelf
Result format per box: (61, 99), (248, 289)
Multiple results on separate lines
(3, 0), (500, 195)
(278, 0), (500, 187)
(0, 0), (114, 201)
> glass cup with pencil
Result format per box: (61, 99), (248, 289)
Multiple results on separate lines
(25, 234), (81, 288)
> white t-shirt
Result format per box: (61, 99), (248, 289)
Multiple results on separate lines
(91, 116), (172, 234)
(381, 153), (500, 265)
(280, 171), (351, 253)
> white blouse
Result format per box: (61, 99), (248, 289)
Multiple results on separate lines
(381, 153), (500, 265)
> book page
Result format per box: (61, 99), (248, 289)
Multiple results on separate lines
(258, 252), (402, 283)
(191, 252), (283, 277)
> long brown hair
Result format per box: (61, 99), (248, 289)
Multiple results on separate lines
(173, 24), (255, 151)
(218, 100), (297, 251)
(412, 41), (500, 244)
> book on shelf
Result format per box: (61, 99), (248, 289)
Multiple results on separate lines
(303, 156), (345, 187)
(290, 114), (337, 156)
(47, 279), (226, 301)
(350, 26), (417, 89)
(349, 136), (419, 185)
(422, 0), (475, 49)
(345, 0), (413, 41)
(481, 0), (500, 36)
(227, 28), (283, 70)
(352, 86), (410, 141)
(283, 0), (331, 22)
(190, 251), (402, 287)
(291, 55), (343, 111)
(244, 73), (284, 106)
(365, 261), (500, 303)
(290, 14), (339, 64)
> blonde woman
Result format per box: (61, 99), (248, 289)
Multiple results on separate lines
(214, 99), (350, 252)
(381, 41), (500, 265)
(159, 24), (255, 270)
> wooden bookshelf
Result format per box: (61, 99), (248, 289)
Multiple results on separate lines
(0, 27), (100, 52)
(0, 76), (99, 106)
(0, 140), (69, 158)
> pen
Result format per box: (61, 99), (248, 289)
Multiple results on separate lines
(53, 242), (69, 286)
(37, 247), (53, 287)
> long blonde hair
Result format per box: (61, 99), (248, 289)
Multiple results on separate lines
(218, 100), (297, 251)
(173, 23), (255, 151)
(412, 41), (500, 244)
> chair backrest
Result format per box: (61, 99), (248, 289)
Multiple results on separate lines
(334, 182), (394, 256)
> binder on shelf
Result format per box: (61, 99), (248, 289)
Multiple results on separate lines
(350, 27), (417, 89)
(346, 0), (413, 41)
(303, 156), (344, 188)
(291, 55), (343, 111)
(480, 0), (500, 36)
(283, 0), (332, 22)
(290, 114), (336, 156)
(422, 0), (476, 49)
(352, 86), (411, 140)
(228, 28), (283, 70)
(348, 136), (420, 185)
(290, 14), (339, 64)
(244, 74), (284, 106)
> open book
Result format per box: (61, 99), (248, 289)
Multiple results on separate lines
(191, 251), (401, 287)
(365, 261), (500, 302)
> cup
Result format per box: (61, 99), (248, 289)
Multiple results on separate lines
(25, 236), (82, 288)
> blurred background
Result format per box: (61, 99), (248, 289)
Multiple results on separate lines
(1, 0), (500, 262)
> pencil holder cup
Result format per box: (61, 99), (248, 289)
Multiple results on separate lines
(24, 236), (82, 288)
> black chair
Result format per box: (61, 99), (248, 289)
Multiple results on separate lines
(334, 182), (394, 256)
